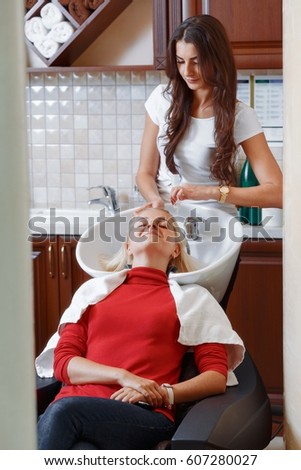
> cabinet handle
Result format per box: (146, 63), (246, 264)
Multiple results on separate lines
(61, 245), (68, 279)
(48, 245), (55, 278)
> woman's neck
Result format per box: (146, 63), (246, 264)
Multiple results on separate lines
(131, 255), (169, 273)
(192, 89), (213, 118)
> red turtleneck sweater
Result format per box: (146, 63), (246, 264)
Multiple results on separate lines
(53, 267), (227, 421)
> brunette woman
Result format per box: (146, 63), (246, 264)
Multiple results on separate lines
(136, 15), (282, 214)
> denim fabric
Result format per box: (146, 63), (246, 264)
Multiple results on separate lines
(38, 397), (175, 450)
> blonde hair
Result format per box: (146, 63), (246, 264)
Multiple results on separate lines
(98, 210), (198, 274)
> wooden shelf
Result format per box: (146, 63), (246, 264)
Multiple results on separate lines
(24, 0), (133, 66)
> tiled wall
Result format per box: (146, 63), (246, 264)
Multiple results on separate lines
(26, 70), (283, 209)
(26, 70), (167, 209)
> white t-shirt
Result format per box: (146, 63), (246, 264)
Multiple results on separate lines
(145, 84), (263, 212)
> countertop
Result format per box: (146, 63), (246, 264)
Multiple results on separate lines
(242, 223), (283, 240)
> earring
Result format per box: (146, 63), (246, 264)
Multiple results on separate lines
(125, 252), (133, 269)
(166, 264), (177, 275)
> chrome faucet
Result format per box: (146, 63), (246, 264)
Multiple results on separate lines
(184, 216), (205, 240)
(87, 186), (119, 215)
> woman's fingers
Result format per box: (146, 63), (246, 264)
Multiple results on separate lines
(133, 202), (153, 214)
(170, 187), (185, 204)
(138, 383), (165, 406)
(111, 387), (143, 403)
(111, 386), (169, 408)
(118, 372), (167, 406)
(133, 199), (164, 214)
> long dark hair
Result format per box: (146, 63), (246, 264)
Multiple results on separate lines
(164, 15), (237, 185)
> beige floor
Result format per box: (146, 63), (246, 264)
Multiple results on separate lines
(265, 436), (285, 450)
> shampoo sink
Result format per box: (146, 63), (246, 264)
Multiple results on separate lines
(76, 203), (243, 302)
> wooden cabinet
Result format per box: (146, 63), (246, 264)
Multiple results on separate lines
(31, 235), (90, 355)
(25, 0), (132, 66)
(226, 239), (283, 401)
(204, 0), (282, 69)
(153, 0), (282, 69)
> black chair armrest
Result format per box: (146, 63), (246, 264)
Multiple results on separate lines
(171, 351), (272, 450)
(36, 374), (61, 416)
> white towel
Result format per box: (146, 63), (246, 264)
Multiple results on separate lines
(49, 21), (74, 43)
(40, 3), (64, 30)
(35, 270), (245, 381)
(34, 35), (60, 59)
(24, 17), (47, 43)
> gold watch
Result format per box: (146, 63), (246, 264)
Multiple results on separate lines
(219, 185), (230, 203)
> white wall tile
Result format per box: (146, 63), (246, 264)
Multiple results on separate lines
(32, 115), (45, 129)
(61, 159), (75, 173)
(75, 147), (87, 167)
(87, 86), (102, 100)
(62, 187), (76, 203)
(46, 145), (60, 159)
(46, 129), (60, 144)
(87, 72), (101, 85)
(74, 100), (88, 114)
(32, 145), (46, 159)
(46, 115), (59, 129)
(60, 145), (74, 159)
(47, 159), (60, 173)
(32, 129), (46, 145)
(45, 86), (59, 100)
(88, 144), (103, 159)
(61, 173), (75, 188)
(116, 71), (131, 85)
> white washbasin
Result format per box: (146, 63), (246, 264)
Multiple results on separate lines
(76, 203), (243, 302)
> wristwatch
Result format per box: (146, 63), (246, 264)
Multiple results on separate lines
(161, 383), (174, 405)
(219, 185), (230, 203)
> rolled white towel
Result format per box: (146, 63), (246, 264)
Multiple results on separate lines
(34, 35), (60, 59)
(49, 21), (74, 43)
(40, 3), (64, 29)
(24, 17), (47, 43)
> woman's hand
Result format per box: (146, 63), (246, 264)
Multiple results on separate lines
(111, 387), (148, 404)
(134, 199), (165, 214)
(111, 386), (170, 408)
(170, 184), (215, 204)
(116, 370), (168, 407)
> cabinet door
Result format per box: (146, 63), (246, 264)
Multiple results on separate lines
(32, 236), (61, 356)
(226, 239), (283, 396)
(153, 0), (282, 69)
(58, 236), (91, 314)
(32, 235), (90, 356)
(205, 0), (282, 68)
(153, 0), (182, 69)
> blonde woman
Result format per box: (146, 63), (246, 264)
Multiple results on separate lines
(36, 208), (244, 450)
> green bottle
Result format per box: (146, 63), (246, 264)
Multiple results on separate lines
(239, 159), (262, 225)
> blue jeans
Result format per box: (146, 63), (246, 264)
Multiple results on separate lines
(38, 397), (175, 450)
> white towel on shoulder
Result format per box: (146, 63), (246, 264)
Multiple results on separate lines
(40, 3), (64, 29)
(35, 270), (245, 383)
(49, 21), (74, 43)
(24, 17), (47, 43)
